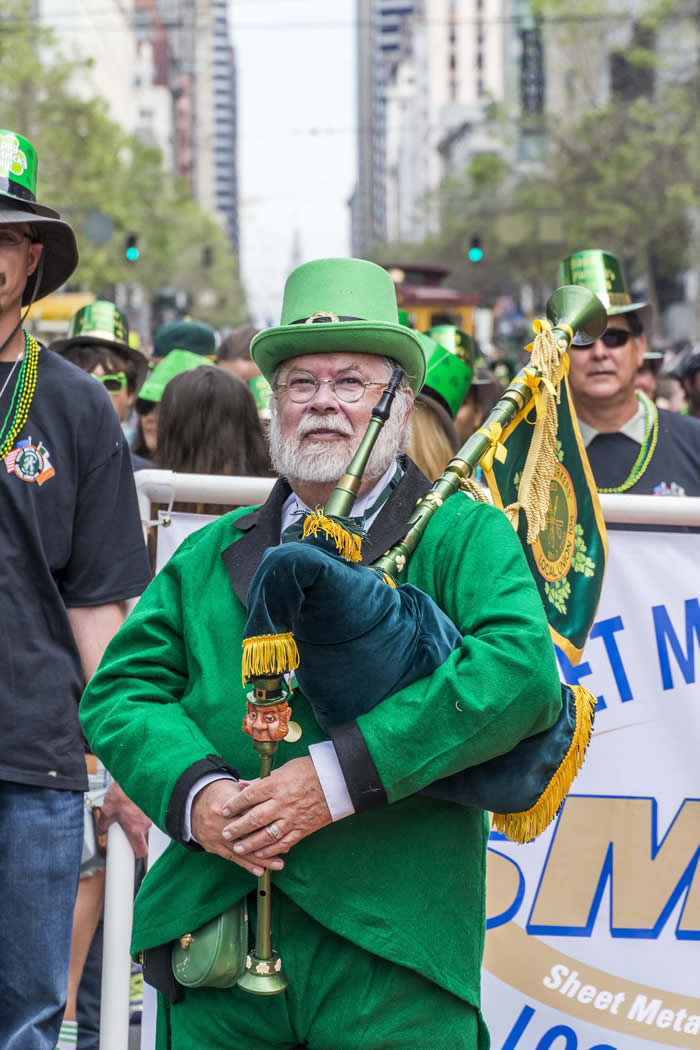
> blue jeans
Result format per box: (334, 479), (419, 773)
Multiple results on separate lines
(0, 781), (83, 1050)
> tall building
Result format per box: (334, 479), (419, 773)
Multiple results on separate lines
(38, 0), (139, 133)
(159, 0), (239, 253)
(352, 0), (510, 253)
(352, 0), (418, 257)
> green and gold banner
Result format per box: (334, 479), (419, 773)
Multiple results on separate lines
(484, 370), (607, 663)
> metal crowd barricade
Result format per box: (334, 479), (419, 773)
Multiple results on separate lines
(98, 485), (700, 1050)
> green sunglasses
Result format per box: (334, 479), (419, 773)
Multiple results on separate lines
(91, 370), (127, 394)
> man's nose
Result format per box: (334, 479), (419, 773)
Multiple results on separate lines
(309, 379), (339, 411)
(590, 338), (609, 359)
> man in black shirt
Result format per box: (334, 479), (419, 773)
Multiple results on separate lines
(0, 129), (152, 1049)
(558, 249), (700, 497)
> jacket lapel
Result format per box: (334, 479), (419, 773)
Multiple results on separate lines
(221, 459), (432, 608)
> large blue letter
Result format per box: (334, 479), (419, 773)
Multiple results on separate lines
(652, 598), (700, 690)
(589, 617), (633, 703)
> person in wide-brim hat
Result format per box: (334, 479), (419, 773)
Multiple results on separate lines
(250, 258), (427, 395)
(51, 300), (149, 389)
(0, 130), (79, 304)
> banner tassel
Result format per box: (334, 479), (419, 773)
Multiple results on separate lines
(492, 685), (597, 843)
(242, 632), (300, 683)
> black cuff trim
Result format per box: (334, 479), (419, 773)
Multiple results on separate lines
(327, 721), (387, 813)
(165, 754), (240, 847)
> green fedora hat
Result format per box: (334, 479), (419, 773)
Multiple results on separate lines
(250, 258), (427, 395)
(52, 300), (149, 386)
(137, 349), (208, 404)
(558, 250), (652, 333)
(152, 319), (217, 361)
(0, 129), (79, 304)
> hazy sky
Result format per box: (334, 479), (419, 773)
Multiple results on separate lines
(230, 0), (356, 325)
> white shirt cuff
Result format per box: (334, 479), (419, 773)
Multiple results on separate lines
(184, 773), (237, 842)
(308, 740), (355, 821)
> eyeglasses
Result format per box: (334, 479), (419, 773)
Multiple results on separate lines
(92, 371), (127, 394)
(0, 230), (32, 249)
(275, 369), (387, 404)
(574, 328), (633, 350)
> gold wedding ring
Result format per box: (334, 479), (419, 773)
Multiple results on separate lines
(266, 822), (282, 841)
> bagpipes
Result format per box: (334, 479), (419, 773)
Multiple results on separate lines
(237, 284), (608, 994)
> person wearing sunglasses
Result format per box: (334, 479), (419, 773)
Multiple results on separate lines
(131, 348), (210, 462)
(558, 249), (700, 496)
(52, 301), (151, 473)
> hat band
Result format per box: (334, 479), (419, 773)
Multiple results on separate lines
(0, 175), (36, 203)
(290, 314), (364, 325)
(597, 291), (632, 308)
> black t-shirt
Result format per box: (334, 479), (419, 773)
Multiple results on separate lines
(585, 409), (700, 497)
(0, 348), (152, 790)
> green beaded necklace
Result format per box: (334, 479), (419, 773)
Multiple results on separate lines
(598, 390), (658, 494)
(0, 330), (39, 461)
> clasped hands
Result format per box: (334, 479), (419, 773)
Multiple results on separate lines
(190, 756), (331, 877)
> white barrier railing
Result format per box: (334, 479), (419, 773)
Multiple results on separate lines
(99, 481), (700, 1048)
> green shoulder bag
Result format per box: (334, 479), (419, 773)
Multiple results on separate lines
(171, 900), (248, 988)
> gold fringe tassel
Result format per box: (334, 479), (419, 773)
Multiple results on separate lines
(491, 685), (597, 843)
(301, 510), (363, 563)
(242, 632), (300, 683)
(504, 322), (563, 543)
(376, 569), (397, 588)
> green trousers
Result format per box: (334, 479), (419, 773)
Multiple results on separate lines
(157, 892), (488, 1050)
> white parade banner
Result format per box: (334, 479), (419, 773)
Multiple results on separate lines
(482, 526), (700, 1050)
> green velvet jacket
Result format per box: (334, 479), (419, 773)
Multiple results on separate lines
(79, 461), (561, 1008)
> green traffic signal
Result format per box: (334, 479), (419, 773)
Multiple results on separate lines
(468, 236), (483, 263)
(125, 232), (140, 262)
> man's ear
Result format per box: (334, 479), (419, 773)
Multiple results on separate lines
(402, 389), (414, 425)
(27, 240), (43, 277)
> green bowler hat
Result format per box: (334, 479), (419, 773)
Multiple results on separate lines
(558, 250), (652, 330)
(250, 258), (427, 395)
(137, 349), (208, 404)
(0, 129), (79, 304)
(52, 300), (148, 386)
(153, 319), (216, 360)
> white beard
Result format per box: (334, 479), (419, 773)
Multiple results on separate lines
(269, 393), (412, 485)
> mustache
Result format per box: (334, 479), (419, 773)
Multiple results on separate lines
(297, 415), (353, 439)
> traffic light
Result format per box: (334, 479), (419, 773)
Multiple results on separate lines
(124, 232), (140, 262)
(202, 245), (213, 267)
(468, 236), (483, 263)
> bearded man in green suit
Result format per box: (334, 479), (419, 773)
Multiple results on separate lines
(80, 258), (562, 1050)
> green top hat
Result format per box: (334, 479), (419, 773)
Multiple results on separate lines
(153, 319), (217, 360)
(137, 349), (208, 404)
(558, 250), (652, 330)
(250, 258), (427, 395)
(51, 300), (149, 387)
(0, 129), (79, 304)
(420, 326), (474, 417)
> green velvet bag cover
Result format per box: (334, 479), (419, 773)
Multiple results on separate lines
(171, 900), (248, 988)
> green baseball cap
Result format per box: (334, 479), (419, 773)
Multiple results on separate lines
(250, 258), (427, 395)
(0, 129), (79, 304)
(420, 326), (474, 417)
(137, 349), (208, 404)
(152, 319), (217, 360)
(52, 300), (149, 386)
(558, 250), (652, 333)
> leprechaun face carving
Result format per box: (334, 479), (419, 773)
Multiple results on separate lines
(242, 699), (292, 742)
